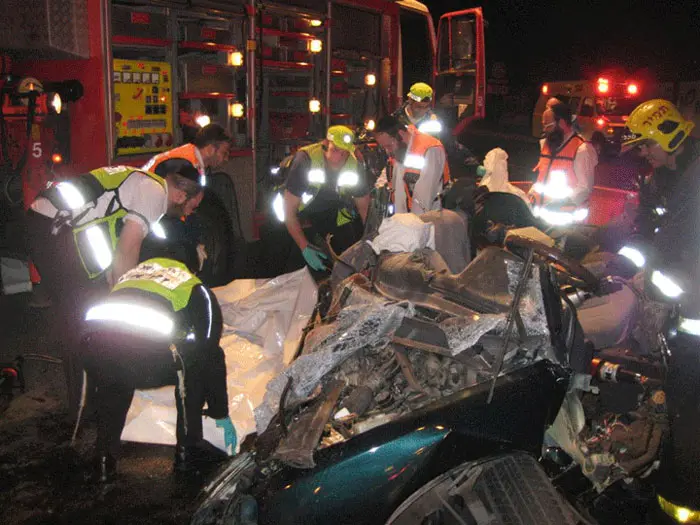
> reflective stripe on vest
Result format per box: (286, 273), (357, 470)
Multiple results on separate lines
(533, 135), (585, 207)
(112, 258), (201, 312)
(143, 144), (206, 185)
(43, 167), (166, 279)
(399, 130), (450, 211)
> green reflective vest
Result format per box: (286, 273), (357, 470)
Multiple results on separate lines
(274, 142), (360, 226)
(43, 166), (166, 280)
(112, 258), (201, 312)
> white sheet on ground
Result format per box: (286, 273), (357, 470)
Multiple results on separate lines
(120, 268), (318, 454)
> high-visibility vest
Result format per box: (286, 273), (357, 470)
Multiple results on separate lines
(272, 142), (361, 226)
(113, 258), (201, 312)
(533, 134), (585, 206)
(398, 130), (450, 212)
(85, 258), (202, 339)
(532, 134), (589, 225)
(143, 144), (206, 183)
(395, 106), (444, 137)
(42, 166), (166, 279)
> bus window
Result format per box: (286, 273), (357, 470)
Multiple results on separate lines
(400, 10), (433, 95)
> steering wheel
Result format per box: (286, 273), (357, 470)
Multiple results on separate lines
(505, 234), (600, 291)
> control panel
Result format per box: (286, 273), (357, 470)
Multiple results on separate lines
(113, 59), (173, 157)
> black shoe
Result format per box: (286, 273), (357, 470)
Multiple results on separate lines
(94, 454), (117, 483)
(174, 442), (226, 474)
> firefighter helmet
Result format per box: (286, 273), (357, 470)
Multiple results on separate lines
(622, 99), (694, 153)
(326, 125), (355, 153)
(408, 82), (433, 102)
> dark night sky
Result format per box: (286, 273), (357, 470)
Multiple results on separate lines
(424, 0), (700, 86)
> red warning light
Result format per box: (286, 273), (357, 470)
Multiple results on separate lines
(627, 83), (638, 95)
(542, 84), (549, 95)
(51, 153), (63, 164)
(596, 117), (605, 127)
(597, 78), (610, 94)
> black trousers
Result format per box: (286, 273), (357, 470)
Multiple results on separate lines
(25, 210), (107, 415)
(82, 286), (227, 459)
(83, 333), (216, 458)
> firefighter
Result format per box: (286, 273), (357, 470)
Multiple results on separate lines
(374, 115), (450, 215)
(622, 99), (700, 238)
(26, 159), (205, 414)
(81, 245), (234, 482)
(143, 123), (231, 183)
(529, 101), (597, 226)
(619, 99), (700, 522)
(274, 125), (370, 273)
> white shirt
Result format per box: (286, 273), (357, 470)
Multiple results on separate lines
(31, 171), (168, 236)
(392, 132), (447, 215)
(538, 134), (597, 206)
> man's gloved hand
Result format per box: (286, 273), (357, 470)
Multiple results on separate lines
(215, 417), (238, 455)
(302, 245), (329, 271)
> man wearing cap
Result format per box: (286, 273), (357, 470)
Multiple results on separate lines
(25, 159), (205, 414)
(394, 82), (479, 183)
(395, 82), (444, 136)
(374, 115), (450, 215)
(277, 125), (370, 272)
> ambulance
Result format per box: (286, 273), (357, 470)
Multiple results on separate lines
(532, 77), (643, 148)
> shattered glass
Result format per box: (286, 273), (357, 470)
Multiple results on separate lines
(505, 259), (550, 336)
(255, 283), (413, 433)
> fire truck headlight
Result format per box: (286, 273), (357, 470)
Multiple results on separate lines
(651, 270), (684, 299)
(618, 246), (646, 268)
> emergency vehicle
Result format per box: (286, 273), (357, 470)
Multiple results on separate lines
(532, 77), (643, 146)
(0, 0), (485, 256)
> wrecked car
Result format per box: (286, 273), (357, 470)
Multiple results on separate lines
(191, 228), (669, 525)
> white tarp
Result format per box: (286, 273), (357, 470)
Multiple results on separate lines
(120, 268), (317, 454)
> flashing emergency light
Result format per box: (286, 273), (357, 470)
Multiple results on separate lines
(310, 19), (322, 27)
(195, 114), (211, 128)
(597, 78), (610, 94)
(309, 98), (321, 113)
(51, 153), (63, 164)
(365, 119), (376, 131)
(309, 39), (323, 53)
(365, 73), (377, 86)
(541, 84), (549, 95)
(228, 51), (244, 67)
(627, 83), (639, 95)
(596, 117), (606, 128)
(230, 102), (244, 118)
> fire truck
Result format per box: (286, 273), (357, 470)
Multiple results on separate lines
(0, 0), (485, 270)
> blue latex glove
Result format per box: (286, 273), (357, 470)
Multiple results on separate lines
(302, 245), (328, 271)
(215, 417), (238, 455)
(476, 165), (487, 178)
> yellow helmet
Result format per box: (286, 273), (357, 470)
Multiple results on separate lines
(326, 125), (355, 153)
(408, 82), (433, 102)
(622, 99), (694, 153)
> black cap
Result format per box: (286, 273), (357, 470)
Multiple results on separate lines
(154, 158), (201, 185)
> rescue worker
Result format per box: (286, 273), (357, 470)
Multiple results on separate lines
(619, 99), (700, 522)
(81, 245), (234, 482)
(276, 125), (370, 273)
(26, 159), (205, 414)
(394, 82), (480, 181)
(143, 123), (231, 183)
(374, 115), (450, 215)
(529, 101), (597, 226)
(394, 82), (444, 135)
(623, 99), (700, 239)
